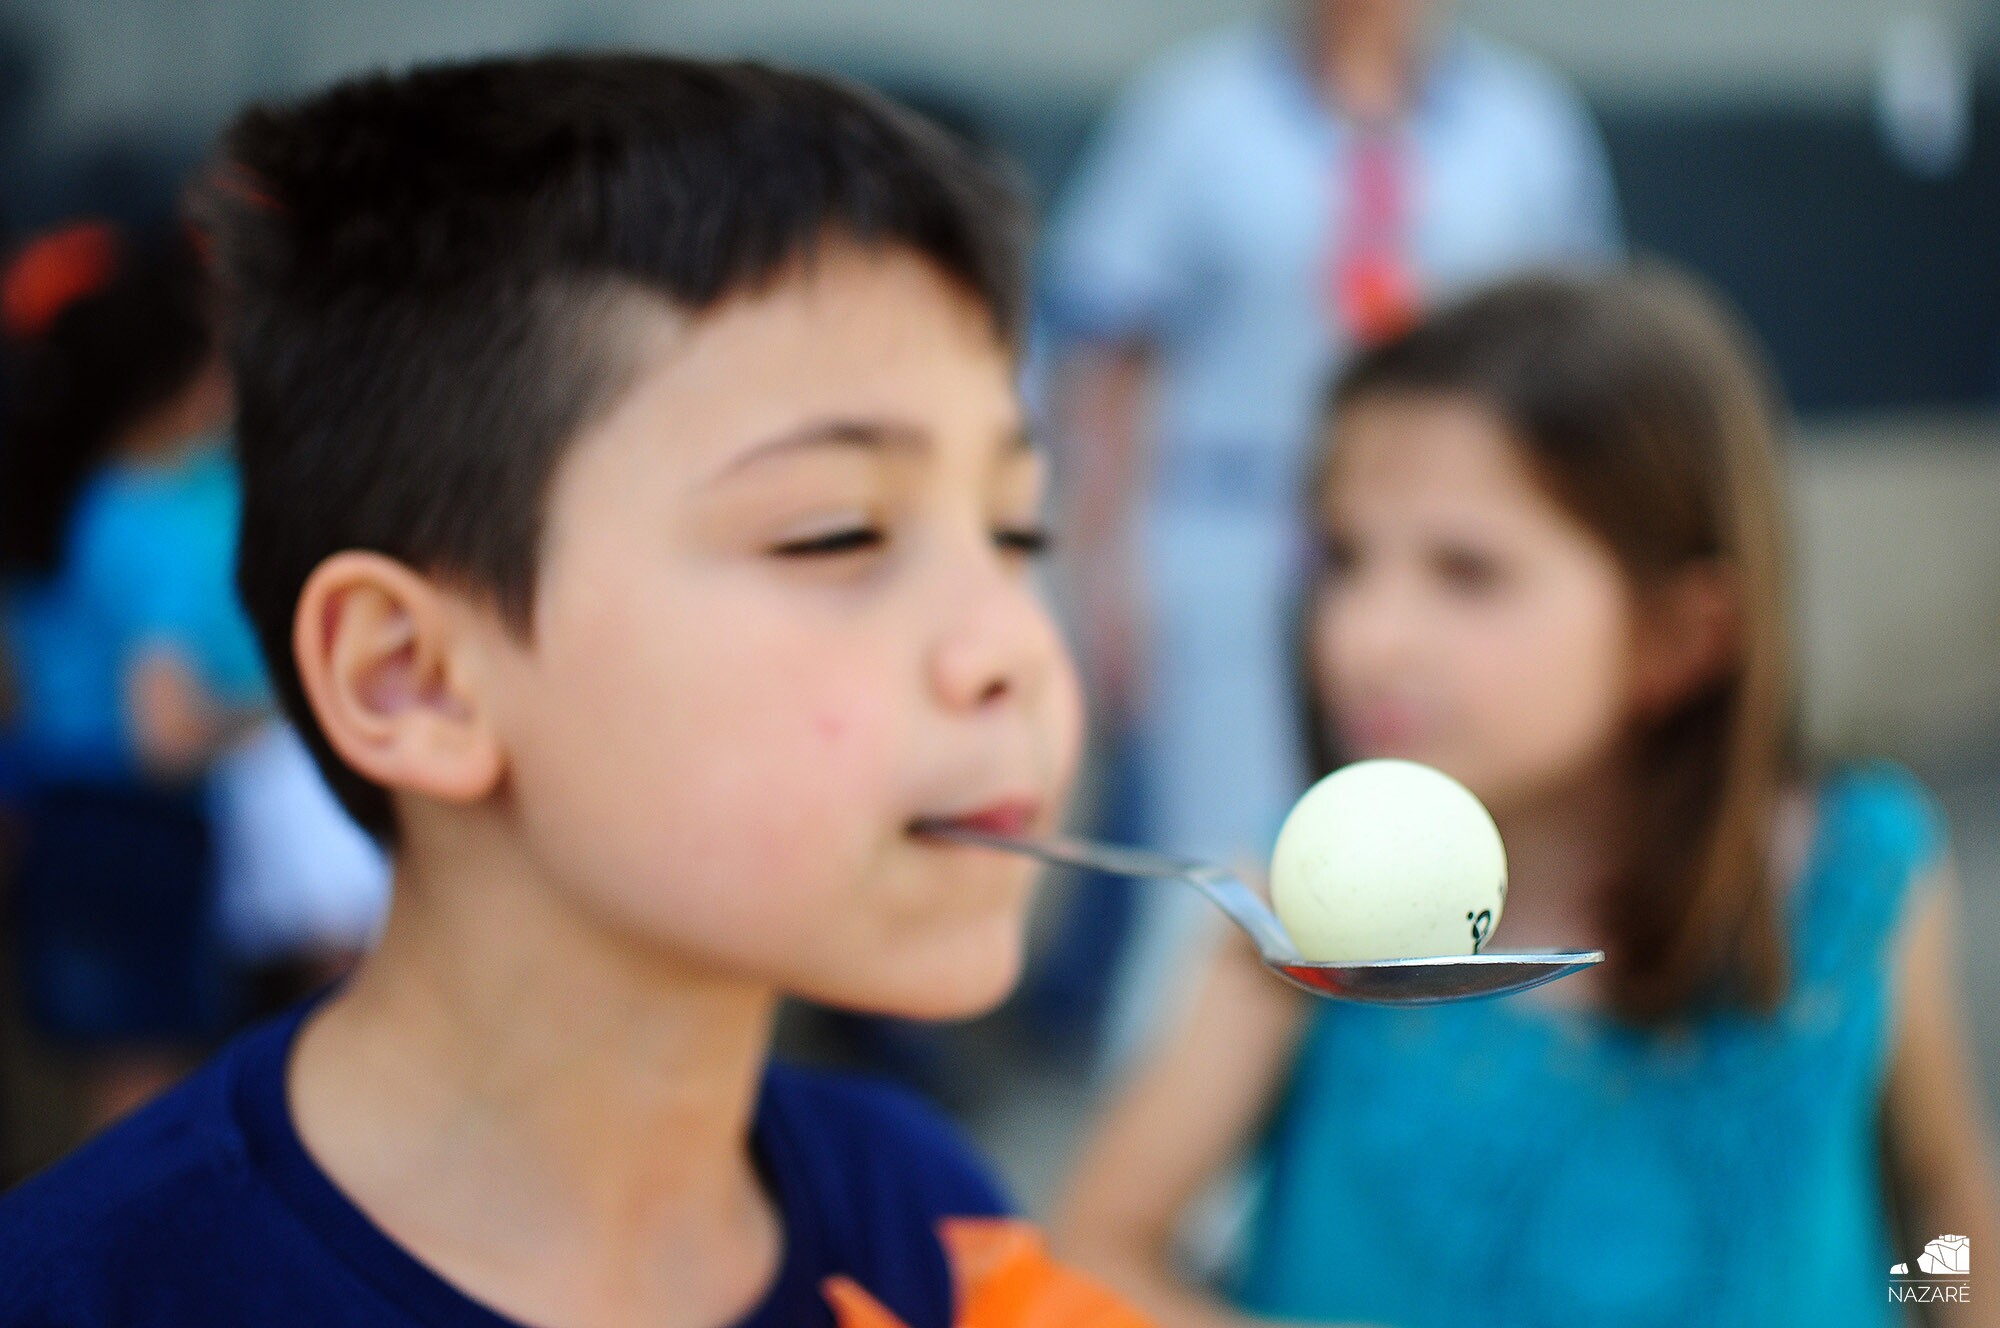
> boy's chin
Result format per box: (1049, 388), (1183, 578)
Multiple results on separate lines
(801, 940), (1025, 1024)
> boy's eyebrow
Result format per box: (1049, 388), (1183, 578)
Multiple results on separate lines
(707, 418), (926, 484)
(705, 417), (1034, 484)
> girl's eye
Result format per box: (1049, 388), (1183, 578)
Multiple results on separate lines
(1435, 546), (1503, 594)
(772, 527), (884, 558)
(996, 525), (1053, 557)
(1316, 534), (1359, 576)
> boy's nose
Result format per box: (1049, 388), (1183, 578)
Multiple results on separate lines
(927, 574), (1064, 713)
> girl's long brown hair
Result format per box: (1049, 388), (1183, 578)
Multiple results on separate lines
(1301, 268), (1799, 1025)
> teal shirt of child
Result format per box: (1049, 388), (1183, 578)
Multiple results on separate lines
(1, 436), (268, 780)
(1232, 762), (1941, 1326)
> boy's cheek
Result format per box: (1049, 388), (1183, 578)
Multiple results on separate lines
(1046, 656), (1087, 791)
(497, 640), (871, 858)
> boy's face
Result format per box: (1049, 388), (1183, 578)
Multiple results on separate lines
(478, 244), (1083, 1018)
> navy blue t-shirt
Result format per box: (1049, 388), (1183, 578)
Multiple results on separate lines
(0, 1004), (1009, 1325)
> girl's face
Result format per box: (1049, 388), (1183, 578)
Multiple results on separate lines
(1310, 394), (1639, 814)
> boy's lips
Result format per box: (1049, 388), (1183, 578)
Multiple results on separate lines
(910, 797), (1044, 840)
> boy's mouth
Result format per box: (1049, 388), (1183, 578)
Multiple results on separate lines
(908, 798), (1043, 842)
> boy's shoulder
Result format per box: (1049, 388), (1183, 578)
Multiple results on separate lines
(4, 1038), (250, 1217)
(0, 1012), (344, 1325)
(0, 1027), (248, 1305)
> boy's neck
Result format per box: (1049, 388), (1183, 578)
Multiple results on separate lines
(288, 811), (785, 1326)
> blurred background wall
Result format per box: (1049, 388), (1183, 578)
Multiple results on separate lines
(2, 0), (1995, 415)
(3, 0), (2000, 416)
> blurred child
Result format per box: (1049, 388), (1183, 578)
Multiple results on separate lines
(0, 222), (266, 1128)
(1053, 271), (2000, 1326)
(0, 55), (1145, 1328)
(0, 225), (389, 1137)
(0, 223), (253, 781)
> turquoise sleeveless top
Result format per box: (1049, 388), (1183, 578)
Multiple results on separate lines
(1232, 762), (1944, 1326)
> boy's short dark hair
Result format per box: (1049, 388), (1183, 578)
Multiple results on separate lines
(196, 54), (1029, 842)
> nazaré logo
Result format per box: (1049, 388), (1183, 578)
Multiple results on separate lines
(1890, 1235), (1972, 1304)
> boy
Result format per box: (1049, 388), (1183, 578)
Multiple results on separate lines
(0, 54), (1103, 1327)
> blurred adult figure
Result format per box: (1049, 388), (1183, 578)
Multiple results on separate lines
(1040, 0), (1622, 1063)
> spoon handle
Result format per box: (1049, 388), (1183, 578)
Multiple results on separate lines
(916, 825), (1301, 963)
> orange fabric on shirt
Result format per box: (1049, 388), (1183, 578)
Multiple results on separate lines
(823, 1218), (1154, 1328)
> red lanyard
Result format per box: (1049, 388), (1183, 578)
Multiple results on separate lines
(1329, 131), (1418, 346)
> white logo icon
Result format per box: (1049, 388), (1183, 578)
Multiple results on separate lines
(1893, 1235), (1970, 1276)
(1921, 1236), (1972, 1276)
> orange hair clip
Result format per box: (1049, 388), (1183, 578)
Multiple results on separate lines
(1, 221), (121, 342)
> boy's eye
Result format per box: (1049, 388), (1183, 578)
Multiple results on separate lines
(996, 525), (1053, 557)
(772, 527), (884, 558)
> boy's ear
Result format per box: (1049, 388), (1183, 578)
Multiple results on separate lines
(1629, 560), (1742, 720)
(292, 551), (504, 810)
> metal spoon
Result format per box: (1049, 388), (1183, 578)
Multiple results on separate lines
(918, 823), (1603, 1006)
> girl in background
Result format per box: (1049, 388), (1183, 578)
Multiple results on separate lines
(1053, 270), (2000, 1326)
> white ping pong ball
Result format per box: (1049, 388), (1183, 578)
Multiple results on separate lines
(1270, 759), (1507, 962)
